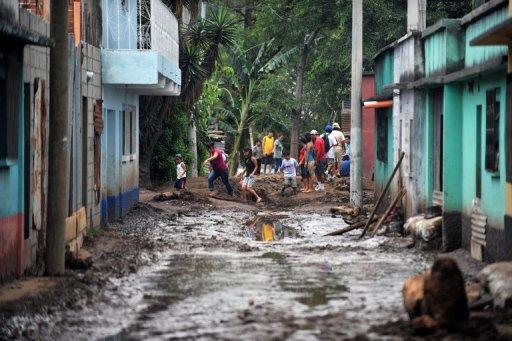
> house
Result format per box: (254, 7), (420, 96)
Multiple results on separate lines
(100, 0), (181, 225)
(370, 0), (512, 261)
(367, 0), (427, 216)
(0, 0), (52, 280)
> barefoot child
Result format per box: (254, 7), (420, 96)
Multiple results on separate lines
(280, 151), (299, 195)
(240, 148), (262, 203)
(174, 154), (187, 191)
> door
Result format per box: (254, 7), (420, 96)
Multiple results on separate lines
(106, 109), (120, 222)
(433, 88), (444, 193)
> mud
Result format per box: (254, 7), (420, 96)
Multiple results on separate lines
(0, 176), (505, 340)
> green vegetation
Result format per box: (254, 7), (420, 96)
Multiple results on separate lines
(139, 0), (472, 184)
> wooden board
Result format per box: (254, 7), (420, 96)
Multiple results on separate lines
(65, 215), (77, 242)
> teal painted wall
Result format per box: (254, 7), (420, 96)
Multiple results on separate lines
(375, 50), (394, 95)
(461, 73), (506, 229)
(465, 6), (508, 68)
(443, 84), (463, 212)
(424, 31), (447, 76)
(0, 58), (24, 218)
(374, 108), (394, 197)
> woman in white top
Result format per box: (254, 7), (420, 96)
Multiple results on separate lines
(174, 154), (187, 191)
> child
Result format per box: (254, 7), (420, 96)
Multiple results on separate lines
(174, 154), (187, 191)
(240, 148), (262, 203)
(280, 151), (299, 195)
(298, 136), (308, 191)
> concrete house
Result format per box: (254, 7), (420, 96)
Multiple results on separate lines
(412, 0), (511, 261)
(367, 0), (427, 217)
(0, 0), (52, 280)
(100, 0), (181, 225)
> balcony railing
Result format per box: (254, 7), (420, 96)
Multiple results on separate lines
(103, 0), (179, 64)
(137, 0), (179, 64)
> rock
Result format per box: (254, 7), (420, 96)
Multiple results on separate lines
(403, 258), (469, 332)
(477, 262), (512, 309)
(423, 258), (469, 330)
(404, 214), (442, 242)
(403, 271), (429, 319)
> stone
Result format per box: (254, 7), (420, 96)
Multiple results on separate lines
(423, 258), (469, 330)
(477, 262), (512, 309)
(403, 271), (429, 319)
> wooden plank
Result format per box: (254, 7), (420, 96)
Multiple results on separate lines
(472, 235), (487, 247)
(65, 214), (77, 242)
(77, 206), (87, 232)
(471, 225), (486, 234)
(472, 231), (486, 242)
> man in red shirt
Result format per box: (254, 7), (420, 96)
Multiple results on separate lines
(204, 142), (233, 196)
(313, 130), (327, 191)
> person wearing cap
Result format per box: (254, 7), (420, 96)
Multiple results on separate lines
(174, 154), (187, 191)
(323, 124), (338, 182)
(331, 122), (346, 176)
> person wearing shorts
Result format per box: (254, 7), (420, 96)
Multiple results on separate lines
(314, 130), (326, 191)
(298, 135), (309, 191)
(240, 148), (262, 203)
(174, 154), (187, 191)
(280, 151), (299, 195)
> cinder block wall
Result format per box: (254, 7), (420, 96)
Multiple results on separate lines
(81, 42), (102, 229)
(20, 8), (50, 274)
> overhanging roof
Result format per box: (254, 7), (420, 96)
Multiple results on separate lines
(0, 18), (53, 47)
(470, 17), (512, 46)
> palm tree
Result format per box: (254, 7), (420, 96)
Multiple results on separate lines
(219, 39), (297, 174)
(139, 7), (237, 186)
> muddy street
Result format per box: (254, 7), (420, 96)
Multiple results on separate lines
(1, 192), (435, 340)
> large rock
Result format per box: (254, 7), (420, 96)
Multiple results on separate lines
(478, 262), (512, 309)
(403, 258), (469, 332)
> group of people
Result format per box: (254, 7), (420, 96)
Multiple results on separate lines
(174, 123), (350, 203)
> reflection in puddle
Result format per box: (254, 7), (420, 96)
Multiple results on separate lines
(246, 219), (301, 242)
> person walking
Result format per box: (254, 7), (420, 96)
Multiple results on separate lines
(331, 123), (346, 177)
(174, 154), (187, 191)
(252, 139), (263, 175)
(261, 131), (274, 174)
(279, 151), (299, 195)
(273, 133), (284, 173)
(204, 142), (233, 196)
(240, 148), (262, 203)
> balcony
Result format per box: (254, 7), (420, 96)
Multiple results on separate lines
(101, 0), (181, 96)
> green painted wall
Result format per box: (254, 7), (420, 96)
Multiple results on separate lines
(461, 72), (506, 229)
(375, 50), (394, 95)
(465, 6), (508, 68)
(424, 31), (447, 76)
(443, 84), (463, 212)
(374, 108), (394, 197)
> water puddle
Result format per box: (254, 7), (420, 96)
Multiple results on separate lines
(245, 219), (301, 242)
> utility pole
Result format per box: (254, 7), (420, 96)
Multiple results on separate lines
(350, 0), (363, 209)
(46, 0), (70, 275)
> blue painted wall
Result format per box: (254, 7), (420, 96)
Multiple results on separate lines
(100, 85), (139, 225)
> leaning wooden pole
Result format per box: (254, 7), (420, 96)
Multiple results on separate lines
(370, 189), (406, 237)
(46, 0), (70, 275)
(359, 151), (405, 239)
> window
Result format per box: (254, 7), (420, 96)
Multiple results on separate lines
(485, 88), (500, 172)
(122, 105), (136, 156)
(0, 49), (21, 164)
(377, 109), (388, 162)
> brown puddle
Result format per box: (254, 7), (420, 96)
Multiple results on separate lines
(246, 220), (301, 242)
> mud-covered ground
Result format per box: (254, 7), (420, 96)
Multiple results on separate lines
(0, 176), (502, 340)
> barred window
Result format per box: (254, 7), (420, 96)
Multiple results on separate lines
(485, 88), (500, 172)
